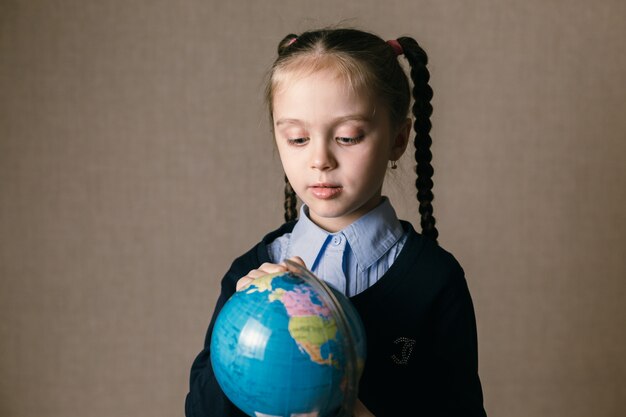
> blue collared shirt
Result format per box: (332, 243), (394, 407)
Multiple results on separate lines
(268, 198), (408, 296)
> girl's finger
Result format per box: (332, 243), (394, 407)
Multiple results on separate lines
(236, 276), (255, 291)
(288, 256), (306, 267)
(236, 263), (289, 292)
(258, 262), (288, 274)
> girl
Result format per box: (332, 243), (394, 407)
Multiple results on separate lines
(186, 28), (487, 417)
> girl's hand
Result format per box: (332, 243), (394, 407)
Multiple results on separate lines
(236, 256), (306, 291)
(353, 399), (375, 417)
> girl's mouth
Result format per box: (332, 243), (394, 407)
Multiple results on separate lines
(309, 184), (343, 199)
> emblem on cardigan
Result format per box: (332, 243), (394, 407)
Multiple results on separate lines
(391, 337), (416, 365)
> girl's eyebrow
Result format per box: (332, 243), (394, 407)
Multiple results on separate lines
(274, 118), (302, 127)
(333, 114), (373, 124)
(275, 114), (373, 127)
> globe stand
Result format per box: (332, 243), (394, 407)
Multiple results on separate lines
(284, 260), (359, 417)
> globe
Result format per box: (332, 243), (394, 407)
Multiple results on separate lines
(210, 262), (366, 417)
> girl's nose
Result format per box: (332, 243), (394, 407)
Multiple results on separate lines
(310, 140), (336, 171)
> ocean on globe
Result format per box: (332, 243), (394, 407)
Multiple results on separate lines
(210, 270), (366, 417)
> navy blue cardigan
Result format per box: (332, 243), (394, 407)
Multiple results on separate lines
(186, 221), (487, 417)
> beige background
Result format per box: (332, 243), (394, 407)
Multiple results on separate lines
(1, 1), (625, 416)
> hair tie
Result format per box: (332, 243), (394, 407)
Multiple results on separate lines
(387, 39), (404, 56)
(286, 37), (297, 47)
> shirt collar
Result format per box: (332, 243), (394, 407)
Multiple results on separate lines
(287, 206), (330, 271)
(287, 197), (404, 271)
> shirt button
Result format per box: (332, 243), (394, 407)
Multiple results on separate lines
(332, 235), (342, 246)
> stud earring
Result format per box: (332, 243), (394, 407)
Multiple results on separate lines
(390, 160), (397, 170)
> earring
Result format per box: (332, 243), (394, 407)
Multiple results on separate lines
(390, 160), (397, 170)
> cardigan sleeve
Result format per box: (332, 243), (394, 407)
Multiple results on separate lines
(428, 261), (487, 417)
(184, 260), (253, 417)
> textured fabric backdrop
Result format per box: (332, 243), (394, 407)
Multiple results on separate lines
(1, 1), (625, 416)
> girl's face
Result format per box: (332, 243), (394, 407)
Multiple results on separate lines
(272, 68), (409, 232)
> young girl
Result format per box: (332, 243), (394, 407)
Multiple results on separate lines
(186, 28), (487, 417)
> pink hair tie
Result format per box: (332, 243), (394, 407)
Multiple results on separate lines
(286, 37), (297, 47)
(387, 39), (404, 56)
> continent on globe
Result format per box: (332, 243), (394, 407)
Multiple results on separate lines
(211, 271), (366, 417)
(253, 275), (339, 367)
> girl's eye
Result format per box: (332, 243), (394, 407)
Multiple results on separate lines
(336, 135), (364, 145)
(287, 137), (309, 146)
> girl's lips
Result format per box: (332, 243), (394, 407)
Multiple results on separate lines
(309, 184), (343, 199)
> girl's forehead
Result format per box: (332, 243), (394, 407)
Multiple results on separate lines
(273, 54), (370, 97)
(273, 69), (372, 105)
(272, 72), (388, 128)
(273, 70), (377, 114)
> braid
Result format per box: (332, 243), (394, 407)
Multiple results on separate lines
(398, 37), (439, 243)
(277, 34), (299, 224)
(283, 175), (298, 222)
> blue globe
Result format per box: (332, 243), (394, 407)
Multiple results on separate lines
(210, 270), (366, 417)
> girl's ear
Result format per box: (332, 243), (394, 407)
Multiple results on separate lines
(390, 118), (411, 161)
